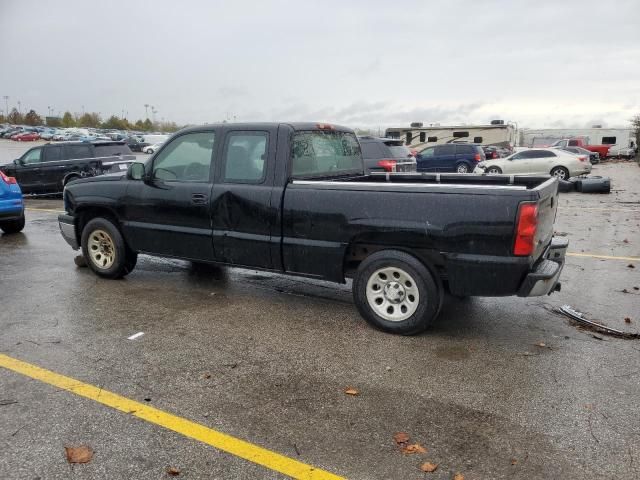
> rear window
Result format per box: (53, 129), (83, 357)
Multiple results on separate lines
(94, 144), (132, 157)
(65, 144), (92, 160)
(387, 145), (412, 159)
(291, 131), (362, 178)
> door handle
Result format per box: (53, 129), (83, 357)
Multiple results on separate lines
(191, 193), (208, 205)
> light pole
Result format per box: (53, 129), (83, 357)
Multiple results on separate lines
(3, 96), (8, 119)
(151, 106), (157, 124)
(144, 104), (149, 119)
(82, 105), (85, 115)
(17, 101), (21, 115)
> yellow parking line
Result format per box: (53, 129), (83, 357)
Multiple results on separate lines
(25, 208), (64, 214)
(0, 353), (344, 480)
(567, 252), (640, 262)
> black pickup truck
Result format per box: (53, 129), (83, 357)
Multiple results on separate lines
(0, 141), (135, 194)
(58, 123), (567, 334)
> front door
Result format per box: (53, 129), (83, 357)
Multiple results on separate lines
(211, 129), (275, 269)
(15, 147), (44, 192)
(122, 130), (217, 261)
(433, 144), (456, 171)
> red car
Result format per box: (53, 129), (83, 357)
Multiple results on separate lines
(13, 132), (40, 141)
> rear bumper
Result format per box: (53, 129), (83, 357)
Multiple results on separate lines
(444, 237), (568, 297)
(0, 198), (24, 221)
(58, 213), (79, 250)
(517, 237), (568, 297)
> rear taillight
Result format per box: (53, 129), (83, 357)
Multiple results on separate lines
(578, 155), (587, 162)
(474, 153), (481, 161)
(0, 170), (17, 185)
(377, 159), (397, 172)
(492, 152), (498, 159)
(514, 202), (538, 256)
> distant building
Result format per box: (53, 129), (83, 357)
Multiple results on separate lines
(385, 122), (517, 150)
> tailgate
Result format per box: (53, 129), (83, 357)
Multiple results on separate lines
(532, 178), (559, 260)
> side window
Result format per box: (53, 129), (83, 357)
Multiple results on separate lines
(223, 131), (268, 183)
(455, 145), (474, 155)
(601, 136), (616, 144)
(22, 148), (42, 164)
(435, 144), (456, 155)
(405, 132), (413, 144)
(153, 131), (215, 182)
(512, 151), (535, 160)
(537, 151), (556, 158)
(44, 146), (63, 162)
(568, 139), (579, 146)
(419, 132), (426, 142)
(65, 145), (92, 160)
(421, 147), (434, 158)
(473, 136), (483, 143)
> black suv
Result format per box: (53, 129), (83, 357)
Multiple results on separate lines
(0, 141), (135, 194)
(358, 136), (417, 173)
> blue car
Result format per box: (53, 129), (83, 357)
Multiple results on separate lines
(0, 170), (25, 234)
(416, 143), (486, 173)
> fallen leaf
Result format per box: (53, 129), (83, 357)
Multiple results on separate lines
(65, 446), (93, 464)
(402, 443), (427, 454)
(623, 239), (629, 243)
(634, 286), (639, 291)
(511, 458), (518, 465)
(344, 387), (359, 396)
(203, 373), (211, 379)
(393, 432), (410, 445)
(584, 403), (594, 410)
(420, 462), (438, 472)
(624, 317), (632, 324)
(628, 264), (635, 269)
(166, 466), (180, 476)
(535, 342), (546, 348)
(453, 474), (465, 480)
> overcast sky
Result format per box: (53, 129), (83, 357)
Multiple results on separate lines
(1, 0), (639, 129)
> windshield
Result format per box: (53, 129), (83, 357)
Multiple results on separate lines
(291, 131), (363, 178)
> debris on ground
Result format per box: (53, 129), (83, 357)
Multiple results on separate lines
(625, 317), (632, 324)
(628, 264), (635, 269)
(64, 445), (93, 464)
(557, 305), (640, 339)
(453, 474), (465, 480)
(401, 443), (427, 454)
(0, 399), (18, 406)
(393, 432), (410, 445)
(420, 461), (438, 472)
(166, 466), (181, 476)
(344, 387), (359, 396)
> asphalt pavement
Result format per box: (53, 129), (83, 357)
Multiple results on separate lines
(0, 148), (639, 479)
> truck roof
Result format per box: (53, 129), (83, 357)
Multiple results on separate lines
(179, 122), (354, 134)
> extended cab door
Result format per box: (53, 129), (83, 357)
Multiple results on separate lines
(122, 130), (217, 261)
(40, 144), (76, 191)
(210, 127), (277, 269)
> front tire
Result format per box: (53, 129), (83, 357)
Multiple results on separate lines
(455, 163), (470, 173)
(487, 166), (502, 174)
(0, 213), (25, 234)
(551, 166), (570, 180)
(81, 217), (137, 279)
(353, 250), (442, 335)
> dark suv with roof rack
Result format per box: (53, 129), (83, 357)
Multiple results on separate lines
(416, 143), (485, 173)
(358, 136), (417, 173)
(0, 141), (135, 194)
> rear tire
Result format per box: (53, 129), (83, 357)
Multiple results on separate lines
(551, 166), (570, 180)
(352, 250), (442, 335)
(81, 217), (136, 279)
(0, 213), (25, 234)
(455, 163), (470, 173)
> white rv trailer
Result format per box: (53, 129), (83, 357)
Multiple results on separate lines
(385, 123), (517, 151)
(520, 128), (635, 155)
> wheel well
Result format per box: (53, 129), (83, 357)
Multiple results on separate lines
(75, 207), (120, 246)
(63, 173), (80, 186)
(343, 243), (445, 283)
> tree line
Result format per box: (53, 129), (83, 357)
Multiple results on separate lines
(0, 107), (181, 132)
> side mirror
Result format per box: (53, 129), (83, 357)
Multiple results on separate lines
(127, 162), (146, 180)
(13, 158), (24, 166)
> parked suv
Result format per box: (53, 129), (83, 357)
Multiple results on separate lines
(0, 141), (135, 194)
(358, 136), (417, 173)
(416, 143), (485, 173)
